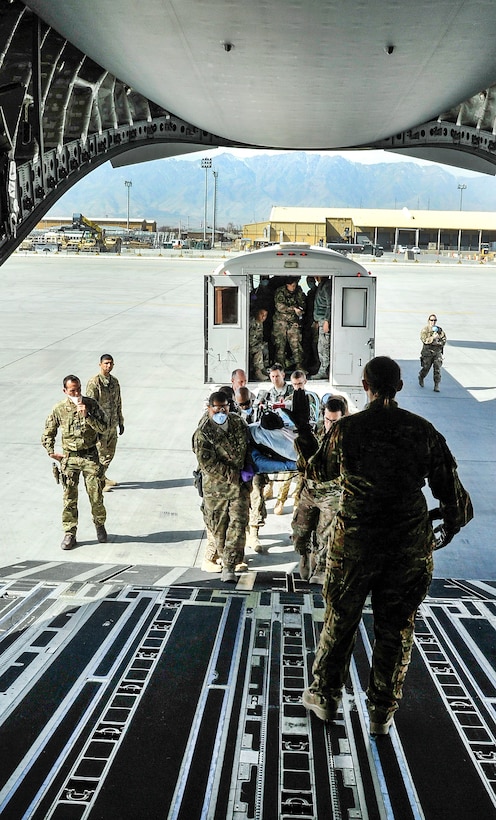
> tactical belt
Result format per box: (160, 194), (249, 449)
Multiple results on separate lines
(65, 447), (98, 457)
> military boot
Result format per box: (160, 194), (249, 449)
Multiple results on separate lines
(61, 532), (76, 550)
(103, 476), (117, 492)
(201, 558), (222, 573)
(246, 525), (264, 553)
(95, 523), (108, 543)
(298, 552), (311, 580)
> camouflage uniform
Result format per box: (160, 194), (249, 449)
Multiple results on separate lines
(291, 470), (340, 574)
(86, 372), (124, 471)
(192, 413), (250, 571)
(272, 285), (306, 370)
(249, 315), (267, 379)
(253, 382), (294, 418)
(248, 474), (267, 527)
(419, 323), (446, 387)
(313, 278), (332, 376)
(305, 399), (472, 724)
(42, 397), (108, 534)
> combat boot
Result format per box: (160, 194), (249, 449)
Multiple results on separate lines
(367, 702), (396, 736)
(418, 373), (424, 387)
(95, 523), (108, 543)
(298, 552), (311, 580)
(246, 525), (264, 553)
(302, 688), (340, 722)
(201, 558), (222, 573)
(103, 476), (117, 492)
(221, 568), (237, 583)
(61, 533), (76, 550)
(434, 383), (440, 392)
(274, 479), (291, 515)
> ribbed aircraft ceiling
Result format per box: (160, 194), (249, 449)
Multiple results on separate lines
(24, 0), (496, 150)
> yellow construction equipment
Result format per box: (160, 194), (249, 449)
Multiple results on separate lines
(71, 214), (122, 253)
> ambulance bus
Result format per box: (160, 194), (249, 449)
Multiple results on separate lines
(205, 243), (376, 409)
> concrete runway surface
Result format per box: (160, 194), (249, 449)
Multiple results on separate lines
(0, 249), (493, 580)
(0, 250), (495, 820)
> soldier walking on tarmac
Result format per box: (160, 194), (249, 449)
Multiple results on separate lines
(86, 353), (125, 490)
(418, 313), (446, 392)
(42, 375), (108, 550)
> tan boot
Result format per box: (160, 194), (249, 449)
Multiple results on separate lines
(274, 478), (291, 514)
(246, 525), (265, 553)
(201, 558), (222, 573)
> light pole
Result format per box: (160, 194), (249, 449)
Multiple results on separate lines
(125, 180), (132, 233)
(211, 170), (218, 248)
(201, 158), (212, 242)
(458, 183), (467, 211)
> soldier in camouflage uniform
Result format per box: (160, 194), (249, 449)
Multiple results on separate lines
(292, 396), (346, 584)
(272, 278), (306, 371)
(86, 354), (124, 489)
(418, 313), (447, 392)
(310, 276), (332, 380)
(192, 391), (251, 582)
(295, 357), (472, 735)
(249, 307), (269, 381)
(42, 375), (108, 550)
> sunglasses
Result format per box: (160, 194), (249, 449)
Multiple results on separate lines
(238, 400), (252, 408)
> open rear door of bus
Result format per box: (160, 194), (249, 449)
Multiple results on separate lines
(330, 275), (376, 398)
(205, 274), (248, 384)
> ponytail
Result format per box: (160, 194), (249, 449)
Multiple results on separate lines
(363, 357), (401, 406)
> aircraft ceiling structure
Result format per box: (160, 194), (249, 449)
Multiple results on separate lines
(2, 0), (496, 264)
(24, 0), (496, 158)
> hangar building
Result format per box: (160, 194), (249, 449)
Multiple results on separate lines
(243, 206), (496, 252)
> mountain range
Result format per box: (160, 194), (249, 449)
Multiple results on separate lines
(47, 151), (496, 229)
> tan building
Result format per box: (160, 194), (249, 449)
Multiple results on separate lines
(243, 207), (496, 251)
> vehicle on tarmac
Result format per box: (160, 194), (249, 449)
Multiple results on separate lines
(398, 245), (420, 254)
(205, 242), (377, 408)
(326, 241), (383, 257)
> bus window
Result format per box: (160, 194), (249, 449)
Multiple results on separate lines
(214, 286), (239, 325)
(342, 287), (367, 327)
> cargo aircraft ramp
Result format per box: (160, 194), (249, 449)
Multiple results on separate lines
(0, 570), (495, 818)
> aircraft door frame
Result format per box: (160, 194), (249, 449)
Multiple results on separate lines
(205, 274), (249, 383)
(330, 276), (376, 391)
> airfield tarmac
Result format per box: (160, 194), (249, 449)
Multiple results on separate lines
(0, 249), (493, 581)
(1, 250), (495, 819)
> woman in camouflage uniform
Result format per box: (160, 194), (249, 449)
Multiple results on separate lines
(298, 356), (472, 734)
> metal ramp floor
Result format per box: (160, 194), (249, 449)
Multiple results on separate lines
(0, 567), (495, 819)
